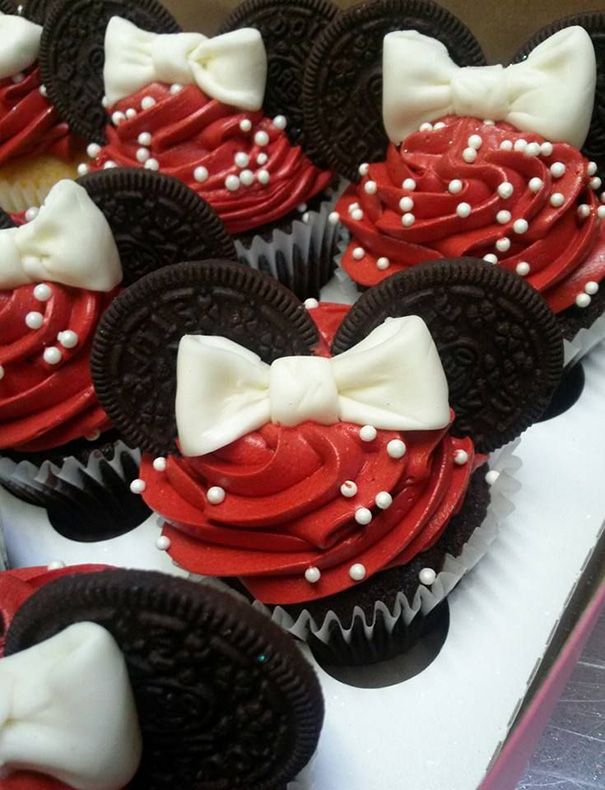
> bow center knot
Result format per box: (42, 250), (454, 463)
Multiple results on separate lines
(269, 356), (339, 426)
(450, 64), (509, 121)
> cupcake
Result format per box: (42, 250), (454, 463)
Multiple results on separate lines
(39, 0), (341, 298)
(1, 567), (324, 789)
(302, 0), (605, 338)
(89, 257), (563, 664)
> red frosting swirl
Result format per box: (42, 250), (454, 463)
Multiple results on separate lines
(140, 304), (479, 605)
(0, 280), (115, 451)
(0, 66), (78, 166)
(338, 116), (605, 313)
(90, 83), (332, 235)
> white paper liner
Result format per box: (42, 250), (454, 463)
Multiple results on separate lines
(0, 518), (7, 571)
(563, 308), (605, 366)
(251, 442), (521, 647)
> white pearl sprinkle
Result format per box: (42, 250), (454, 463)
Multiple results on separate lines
(304, 298), (319, 310)
(254, 130), (269, 146)
(576, 293), (591, 308)
(352, 246), (365, 260)
(585, 281), (599, 295)
(328, 211), (339, 224)
(364, 180), (377, 195)
(483, 253), (498, 264)
(57, 330), (78, 349)
(111, 111), (125, 126)
(141, 96), (156, 110)
(499, 140), (513, 151)
(358, 162), (369, 176)
(496, 210), (511, 224)
(550, 162), (566, 178)
(170, 83), (183, 95)
(448, 179), (463, 194)
(587, 161), (598, 176)
(399, 196), (414, 212)
(456, 202), (471, 218)
(401, 212), (416, 227)
(101, 96), (109, 108)
(462, 147), (477, 163)
(194, 166), (209, 183)
(137, 132), (152, 146)
(129, 478), (146, 494)
(454, 449), (469, 465)
(516, 261), (530, 276)
(528, 177), (544, 193)
(239, 119), (252, 132)
(234, 151), (249, 168)
(402, 178), (416, 191)
(355, 507), (372, 525)
(33, 283), (52, 301)
(25, 207), (39, 222)
(156, 536), (171, 550)
(351, 208), (363, 221)
(375, 491), (393, 510)
(11, 72), (24, 84)
(103, 161), (117, 169)
(513, 218), (529, 234)
(590, 177), (602, 190)
(136, 148), (150, 163)
(153, 457), (167, 472)
(240, 169), (255, 186)
(87, 143), (101, 158)
(496, 237), (511, 252)
(349, 563), (367, 581)
(498, 182), (514, 199)
(348, 202), (359, 213)
(273, 114), (287, 129)
(225, 174), (240, 191)
(47, 560), (65, 571)
(43, 347), (62, 365)
(0, 365), (4, 380)
(577, 204), (591, 219)
(484, 119), (495, 125)
(598, 206), (605, 220)
(419, 567), (436, 585)
(550, 193), (565, 207)
(419, 122), (433, 132)
(144, 158), (159, 171)
(207, 486), (226, 504)
(25, 311), (44, 329)
(77, 163), (89, 176)
(524, 142), (541, 157)
(39, 84), (47, 97)
(434, 121), (446, 129)
(540, 142), (554, 157)
(359, 425), (377, 442)
(377, 256), (390, 270)
(387, 439), (406, 459)
(305, 567), (321, 584)
(485, 470), (500, 485)
(513, 139), (527, 152)
(301, 212), (310, 224)
(256, 153), (268, 165)
(257, 169), (270, 185)
(85, 430), (100, 441)
(468, 134), (482, 150)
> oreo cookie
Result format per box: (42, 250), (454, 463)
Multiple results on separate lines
(514, 12), (605, 180)
(302, 0), (485, 181)
(77, 168), (237, 285)
(220, 0), (339, 164)
(5, 569), (324, 789)
(332, 258), (563, 452)
(0, 0), (16, 15)
(91, 261), (321, 456)
(18, 0), (51, 23)
(39, 0), (180, 143)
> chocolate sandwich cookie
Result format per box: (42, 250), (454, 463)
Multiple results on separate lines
(332, 258), (563, 452)
(17, 0), (51, 23)
(5, 569), (324, 790)
(91, 260), (321, 456)
(0, 0), (16, 15)
(302, 0), (485, 181)
(220, 0), (339, 164)
(39, 0), (180, 143)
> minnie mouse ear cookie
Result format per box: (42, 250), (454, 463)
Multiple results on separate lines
(4, 568), (324, 790)
(303, 0), (485, 181)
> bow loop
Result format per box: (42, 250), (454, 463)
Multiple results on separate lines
(383, 26), (596, 148)
(0, 181), (122, 292)
(104, 17), (267, 111)
(0, 13), (42, 80)
(0, 622), (142, 790)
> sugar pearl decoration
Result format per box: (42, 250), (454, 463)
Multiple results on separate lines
(419, 122), (433, 131)
(256, 153), (268, 166)
(254, 130), (269, 146)
(513, 219), (529, 234)
(194, 166), (208, 183)
(234, 151), (249, 168)
(225, 174), (240, 191)
(401, 212), (415, 227)
(528, 177), (544, 193)
(485, 470), (500, 485)
(419, 567), (436, 586)
(257, 169), (270, 185)
(340, 480), (358, 498)
(434, 121), (446, 129)
(513, 139), (527, 152)
(85, 430), (100, 441)
(130, 478), (146, 494)
(153, 457), (167, 472)
(399, 196), (414, 212)
(144, 158), (159, 171)
(47, 560), (65, 571)
(496, 210), (511, 224)
(577, 204), (591, 219)
(550, 162), (566, 178)
(454, 449), (469, 465)
(103, 161), (117, 169)
(590, 177), (602, 190)
(349, 563), (367, 581)
(239, 119), (252, 132)
(498, 182), (514, 199)
(141, 96), (156, 110)
(304, 298), (319, 310)
(587, 161), (598, 176)
(585, 281), (599, 295)
(207, 486), (226, 504)
(598, 206), (605, 220)
(516, 261), (530, 276)
(26, 311), (44, 329)
(359, 425), (377, 442)
(377, 257), (390, 270)
(375, 491), (393, 510)
(101, 96), (109, 108)
(550, 193), (565, 207)
(305, 567), (321, 584)
(462, 147), (477, 163)
(499, 140), (513, 151)
(136, 148), (150, 163)
(496, 237), (511, 252)
(156, 536), (171, 550)
(328, 211), (339, 224)
(57, 330), (78, 349)
(354, 507), (372, 525)
(524, 142), (541, 157)
(170, 84), (183, 94)
(456, 202), (471, 218)
(576, 293), (591, 308)
(483, 254), (498, 264)
(138, 132), (152, 146)
(540, 142), (554, 157)
(468, 134), (482, 150)
(77, 163), (89, 176)
(87, 143), (101, 158)
(448, 179), (463, 194)
(387, 439), (406, 458)
(364, 180), (377, 195)
(351, 209), (363, 221)
(25, 207), (39, 221)
(33, 284), (51, 301)
(273, 115), (287, 129)
(352, 247), (365, 260)
(240, 169), (255, 186)
(111, 111), (125, 126)
(402, 178), (416, 190)
(39, 85), (47, 97)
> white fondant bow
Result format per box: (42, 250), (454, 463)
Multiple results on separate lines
(383, 27), (596, 148)
(176, 316), (450, 457)
(104, 16), (267, 110)
(0, 13), (42, 79)
(0, 622), (142, 790)
(0, 180), (122, 291)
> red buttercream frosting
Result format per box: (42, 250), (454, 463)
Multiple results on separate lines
(89, 83), (332, 235)
(338, 116), (605, 313)
(140, 304), (479, 605)
(0, 278), (115, 452)
(0, 66), (78, 166)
